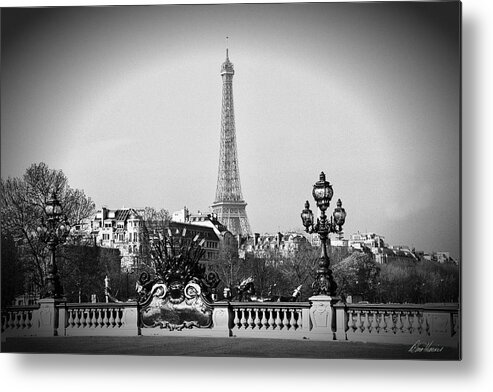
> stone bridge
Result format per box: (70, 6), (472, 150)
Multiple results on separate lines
(1, 296), (459, 350)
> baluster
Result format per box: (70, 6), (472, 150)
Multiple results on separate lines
(13, 312), (19, 329)
(109, 308), (116, 328)
(112, 309), (119, 328)
(103, 308), (110, 327)
(275, 309), (282, 330)
(23, 311), (29, 328)
(363, 311), (371, 333)
(74, 310), (82, 328)
(18, 312), (25, 329)
(296, 309), (303, 329)
(25, 311), (32, 329)
(402, 312), (411, 334)
(235, 308), (242, 329)
(17, 312), (23, 329)
(290, 309), (297, 331)
(378, 311), (387, 333)
(80, 309), (86, 327)
(370, 311), (379, 333)
(411, 311), (420, 335)
(395, 311), (403, 334)
(86, 309), (93, 328)
(240, 308), (247, 329)
(233, 308), (240, 329)
(246, 308), (253, 329)
(90, 309), (98, 328)
(253, 308), (261, 330)
(421, 314), (429, 336)
(268, 308), (275, 330)
(260, 309), (268, 330)
(346, 310), (354, 332)
(14, 313), (21, 329)
(282, 309), (290, 331)
(387, 311), (395, 334)
(115, 309), (123, 327)
(10, 313), (16, 329)
(355, 311), (363, 333)
(81, 309), (88, 328)
(67, 309), (75, 328)
(97, 308), (104, 328)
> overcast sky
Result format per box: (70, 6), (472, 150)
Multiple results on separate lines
(1, 2), (460, 257)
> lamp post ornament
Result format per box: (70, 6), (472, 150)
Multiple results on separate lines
(105, 276), (110, 303)
(301, 172), (347, 296)
(36, 191), (70, 298)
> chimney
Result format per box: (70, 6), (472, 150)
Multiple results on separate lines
(101, 207), (108, 220)
(277, 232), (283, 247)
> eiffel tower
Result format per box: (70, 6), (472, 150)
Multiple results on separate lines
(211, 49), (252, 237)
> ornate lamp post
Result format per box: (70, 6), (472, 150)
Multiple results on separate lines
(301, 172), (347, 296)
(36, 191), (70, 298)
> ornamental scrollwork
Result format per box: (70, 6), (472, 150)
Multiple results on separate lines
(137, 228), (220, 330)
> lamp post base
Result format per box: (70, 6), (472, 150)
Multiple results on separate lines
(34, 298), (65, 337)
(308, 295), (341, 340)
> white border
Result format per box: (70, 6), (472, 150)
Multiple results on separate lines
(1, 0), (492, 390)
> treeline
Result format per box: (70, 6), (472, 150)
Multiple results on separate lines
(213, 246), (459, 304)
(0, 163), (123, 306)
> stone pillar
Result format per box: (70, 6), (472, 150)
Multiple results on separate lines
(57, 302), (67, 336)
(423, 311), (456, 347)
(211, 301), (232, 337)
(309, 295), (341, 340)
(119, 303), (139, 336)
(333, 300), (347, 341)
(32, 298), (62, 337)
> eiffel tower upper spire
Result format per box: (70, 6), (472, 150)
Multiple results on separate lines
(221, 48), (234, 75)
(212, 49), (252, 236)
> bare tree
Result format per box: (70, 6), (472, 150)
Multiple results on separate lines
(1, 162), (95, 293)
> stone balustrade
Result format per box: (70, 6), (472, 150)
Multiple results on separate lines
(334, 302), (459, 347)
(1, 301), (138, 341)
(1, 305), (39, 340)
(2, 298), (459, 348)
(57, 302), (139, 336)
(226, 302), (311, 339)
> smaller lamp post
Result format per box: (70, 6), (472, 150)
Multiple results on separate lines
(36, 191), (70, 298)
(301, 172), (347, 296)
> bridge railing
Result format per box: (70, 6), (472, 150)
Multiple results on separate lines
(57, 302), (139, 336)
(1, 305), (39, 339)
(333, 302), (459, 347)
(2, 298), (459, 347)
(1, 300), (138, 341)
(213, 302), (311, 339)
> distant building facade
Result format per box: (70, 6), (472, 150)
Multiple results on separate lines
(171, 207), (238, 265)
(82, 206), (240, 271)
(239, 232), (311, 260)
(87, 207), (144, 271)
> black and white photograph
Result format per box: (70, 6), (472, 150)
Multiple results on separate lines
(1, 0), (463, 367)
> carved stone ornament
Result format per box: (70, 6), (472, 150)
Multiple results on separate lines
(137, 229), (220, 330)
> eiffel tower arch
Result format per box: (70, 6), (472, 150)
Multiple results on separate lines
(211, 50), (252, 236)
